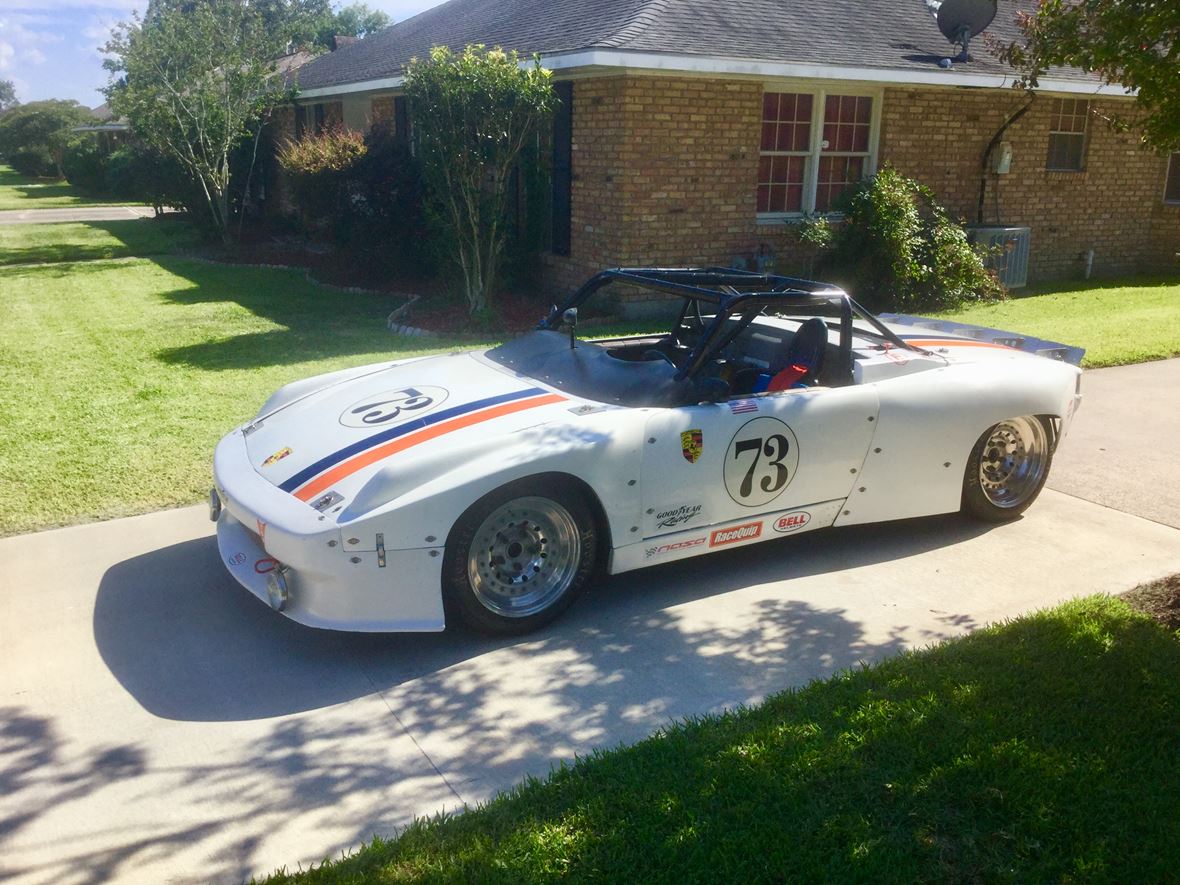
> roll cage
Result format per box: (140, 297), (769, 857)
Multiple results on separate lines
(539, 267), (917, 387)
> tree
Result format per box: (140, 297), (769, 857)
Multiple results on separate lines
(0, 80), (18, 113)
(322, 3), (390, 43)
(0, 100), (93, 177)
(404, 45), (556, 315)
(1002, 0), (1180, 150)
(103, 0), (292, 241)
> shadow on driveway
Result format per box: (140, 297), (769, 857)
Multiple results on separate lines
(93, 514), (994, 724)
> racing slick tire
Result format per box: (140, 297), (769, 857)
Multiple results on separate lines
(962, 415), (1054, 522)
(443, 477), (598, 635)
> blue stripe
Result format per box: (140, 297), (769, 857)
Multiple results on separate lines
(278, 387), (546, 493)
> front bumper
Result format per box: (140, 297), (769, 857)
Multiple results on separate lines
(213, 430), (446, 632)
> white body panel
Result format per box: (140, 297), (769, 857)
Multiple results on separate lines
(212, 312), (1082, 632)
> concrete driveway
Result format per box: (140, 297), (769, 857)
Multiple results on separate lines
(2, 360), (1179, 884)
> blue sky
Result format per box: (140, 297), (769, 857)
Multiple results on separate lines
(0, 0), (446, 108)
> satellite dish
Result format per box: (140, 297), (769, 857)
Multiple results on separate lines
(928, 0), (997, 66)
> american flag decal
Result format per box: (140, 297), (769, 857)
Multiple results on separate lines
(728, 399), (759, 414)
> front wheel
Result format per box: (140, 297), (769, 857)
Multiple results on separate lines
(962, 416), (1054, 521)
(443, 479), (598, 635)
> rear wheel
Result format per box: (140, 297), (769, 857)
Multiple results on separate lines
(443, 479), (598, 635)
(962, 416), (1054, 521)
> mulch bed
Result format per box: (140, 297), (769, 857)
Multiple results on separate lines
(1122, 574), (1180, 631)
(203, 234), (545, 335)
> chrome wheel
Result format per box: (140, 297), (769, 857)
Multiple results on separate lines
(977, 417), (1050, 509)
(466, 496), (582, 618)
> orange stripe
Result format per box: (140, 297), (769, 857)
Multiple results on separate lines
(294, 392), (566, 501)
(905, 339), (1017, 350)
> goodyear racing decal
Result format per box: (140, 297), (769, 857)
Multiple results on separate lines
(281, 388), (565, 502)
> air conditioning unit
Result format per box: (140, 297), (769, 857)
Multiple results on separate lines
(968, 226), (1031, 289)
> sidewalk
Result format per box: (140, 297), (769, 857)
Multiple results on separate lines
(0, 205), (157, 225)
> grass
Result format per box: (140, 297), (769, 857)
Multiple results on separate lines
(263, 593), (1180, 883)
(938, 275), (1180, 368)
(0, 250), (476, 536)
(0, 218), (202, 265)
(0, 164), (144, 211)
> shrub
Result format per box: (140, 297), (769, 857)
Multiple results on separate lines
(276, 126), (367, 229)
(105, 144), (203, 216)
(62, 140), (108, 193)
(808, 166), (1005, 313)
(341, 122), (433, 267)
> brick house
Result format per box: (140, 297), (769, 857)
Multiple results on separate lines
(282, 0), (1180, 296)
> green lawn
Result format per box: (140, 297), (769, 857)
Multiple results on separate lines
(0, 163), (144, 211)
(939, 276), (1180, 368)
(0, 253), (469, 536)
(264, 594), (1180, 883)
(0, 218), (202, 265)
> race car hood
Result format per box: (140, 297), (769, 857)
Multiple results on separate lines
(241, 351), (573, 507)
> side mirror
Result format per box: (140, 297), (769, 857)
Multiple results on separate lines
(563, 307), (578, 349)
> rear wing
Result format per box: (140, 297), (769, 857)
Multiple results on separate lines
(879, 314), (1085, 366)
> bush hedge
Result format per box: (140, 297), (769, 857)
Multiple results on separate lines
(803, 166), (1005, 313)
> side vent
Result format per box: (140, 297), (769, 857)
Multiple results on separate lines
(968, 225), (1031, 289)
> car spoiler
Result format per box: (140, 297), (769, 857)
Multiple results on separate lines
(878, 313), (1086, 366)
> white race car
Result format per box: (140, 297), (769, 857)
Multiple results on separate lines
(212, 268), (1083, 635)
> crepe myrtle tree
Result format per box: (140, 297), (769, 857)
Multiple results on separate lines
(405, 45), (557, 315)
(103, 0), (292, 242)
(1001, 0), (1180, 150)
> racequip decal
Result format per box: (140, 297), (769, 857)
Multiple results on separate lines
(262, 446), (293, 467)
(710, 522), (763, 547)
(655, 503), (703, 528)
(339, 386), (449, 428)
(680, 429), (703, 463)
(645, 537), (706, 559)
(283, 388), (566, 501)
(724, 417), (800, 507)
(228, 552), (247, 566)
(772, 511), (811, 533)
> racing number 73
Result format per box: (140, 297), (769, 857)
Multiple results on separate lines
(733, 434), (791, 498)
(723, 417), (801, 507)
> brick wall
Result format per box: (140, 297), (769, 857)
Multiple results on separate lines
(880, 86), (1178, 281)
(541, 75), (814, 301)
(540, 74), (1178, 300)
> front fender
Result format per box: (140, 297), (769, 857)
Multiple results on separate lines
(341, 414), (648, 553)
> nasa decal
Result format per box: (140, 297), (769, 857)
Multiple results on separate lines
(339, 386), (449, 428)
(724, 416), (800, 507)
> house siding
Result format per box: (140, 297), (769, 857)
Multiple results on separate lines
(539, 74), (1178, 300)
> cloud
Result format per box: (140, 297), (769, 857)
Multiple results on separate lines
(0, 14), (60, 73)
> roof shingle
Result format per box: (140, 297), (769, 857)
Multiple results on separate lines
(292, 0), (1097, 92)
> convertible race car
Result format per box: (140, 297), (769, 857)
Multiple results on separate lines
(212, 267), (1083, 635)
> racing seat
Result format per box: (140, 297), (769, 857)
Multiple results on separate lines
(767, 317), (828, 392)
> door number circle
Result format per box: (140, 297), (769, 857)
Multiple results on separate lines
(724, 416), (800, 507)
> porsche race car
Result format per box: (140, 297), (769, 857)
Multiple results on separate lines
(212, 267), (1083, 634)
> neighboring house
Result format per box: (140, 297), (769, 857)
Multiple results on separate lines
(281, 0), (1180, 296)
(73, 103), (131, 153)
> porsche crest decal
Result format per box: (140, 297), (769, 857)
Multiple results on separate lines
(681, 429), (703, 464)
(262, 446), (293, 467)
